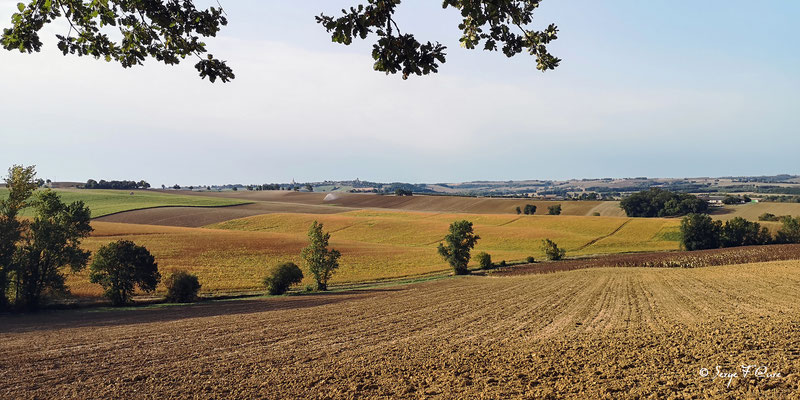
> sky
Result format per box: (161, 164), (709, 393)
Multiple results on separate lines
(1, 1), (798, 186)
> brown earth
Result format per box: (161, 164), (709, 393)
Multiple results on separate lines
(156, 190), (621, 216)
(94, 202), (354, 227)
(2, 261), (799, 399)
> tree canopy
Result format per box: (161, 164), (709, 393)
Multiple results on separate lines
(3, 0), (560, 82)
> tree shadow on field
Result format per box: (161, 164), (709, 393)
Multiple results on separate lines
(0, 288), (404, 334)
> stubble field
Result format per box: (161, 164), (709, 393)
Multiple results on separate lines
(2, 261), (799, 399)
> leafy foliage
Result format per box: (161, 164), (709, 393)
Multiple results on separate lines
(523, 204), (536, 215)
(437, 220), (480, 275)
(541, 238), (565, 260)
(547, 204), (561, 215)
(0, 165), (38, 310)
(2, 0), (233, 82)
(164, 270), (201, 303)
(758, 213), (779, 222)
(13, 190), (93, 310)
(474, 251), (492, 270)
(621, 188), (708, 218)
(680, 214), (722, 251)
(720, 217), (771, 248)
(264, 262), (304, 295)
(89, 240), (160, 306)
(317, 0), (559, 79)
(775, 216), (800, 244)
(301, 221), (341, 291)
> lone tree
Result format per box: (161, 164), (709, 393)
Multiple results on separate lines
(89, 240), (161, 306)
(437, 220), (480, 275)
(2, 1), (560, 82)
(541, 238), (565, 260)
(14, 190), (93, 310)
(301, 221), (341, 291)
(547, 204), (562, 215)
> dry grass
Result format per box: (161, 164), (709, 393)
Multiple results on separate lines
(65, 212), (679, 297)
(714, 202), (800, 221)
(3, 261), (800, 398)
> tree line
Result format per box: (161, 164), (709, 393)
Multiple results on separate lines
(621, 188), (708, 217)
(681, 214), (800, 251)
(83, 179), (151, 190)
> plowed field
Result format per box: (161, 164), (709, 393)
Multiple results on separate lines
(2, 261), (799, 399)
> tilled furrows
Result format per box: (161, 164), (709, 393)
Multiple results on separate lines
(1, 262), (799, 399)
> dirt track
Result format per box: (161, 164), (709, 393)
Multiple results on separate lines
(2, 261), (799, 399)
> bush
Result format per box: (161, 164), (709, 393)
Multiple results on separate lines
(165, 271), (202, 303)
(526, 256), (535, 263)
(474, 252), (493, 270)
(680, 214), (722, 251)
(541, 239), (566, 260)
(591, 212), (601, 216)
(547, 204), (562, 215)
(759, 213), (779, 222)
(264, 262), (304, 295)
(498, 260), (507, 267)
(523, 204), (537, 215)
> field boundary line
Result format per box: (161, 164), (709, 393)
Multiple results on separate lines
(92, 202), (254, 219)
(574, 219), (631, 251)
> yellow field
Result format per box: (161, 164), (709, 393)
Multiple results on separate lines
(64, 211), (680, 297)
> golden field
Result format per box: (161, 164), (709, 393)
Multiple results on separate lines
(66, 211), (681, 297)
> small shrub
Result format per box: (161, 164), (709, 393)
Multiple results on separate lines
(474, 252), (493, 269)
(758, 213), (778, 222)
(165, 271), (201, 303)
(304, 284), (314, 292)
(526, 256), (535, 263)
(541, 239), (566, 260)
(264, 262), (304, 295)
(591, 212), (601, 216)
(498, 260), (507, 268)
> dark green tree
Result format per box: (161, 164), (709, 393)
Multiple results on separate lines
(301, 221), (341, 291)
(547, 204), (561, 215)
(621, 188), (708, 218)
(720, 217), (771, 248)
(13, 190), (93, 310)
(523, 204), (537, 215)
(264, 262), (304, 295)
(437, 220), (480, 275)
(474, 251), (492, 270)
(89, 240), (161, 306)
(4, 1), (560, 81)
(164, 270), (202, 302)
(680, 213), (722, 251)
(515, 206), (521, 215)
(775, 216), (800, 244)
(0, 165), (38, 310)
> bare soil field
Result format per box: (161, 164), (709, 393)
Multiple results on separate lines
(94, 202), (354, 227)
(161, 190), (619, 216)
(714, 202), (800, 221)
(2, 261), (799, 399)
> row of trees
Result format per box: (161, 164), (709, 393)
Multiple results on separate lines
(621, 188), (708, 217)
(680, 214), (800, 251)
(83, 179), (150, 190)
(513, 204), (562, 215)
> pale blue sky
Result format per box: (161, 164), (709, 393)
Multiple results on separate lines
(1, 1), (798, 186)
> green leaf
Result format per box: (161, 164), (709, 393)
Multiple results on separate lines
(16, 2), (24, 12)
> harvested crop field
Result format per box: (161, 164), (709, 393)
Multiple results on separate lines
(2, 261), (799, 399)
(94, 202), (353, 227)
(498, 243), (800, 275)
(163, 190), (621, 216)
(714, 202), (800, 221)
